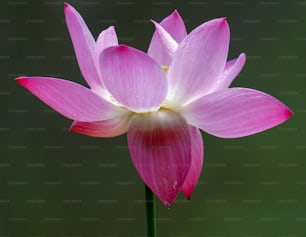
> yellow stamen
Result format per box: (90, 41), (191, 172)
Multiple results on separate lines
(161, 65), (168, 73)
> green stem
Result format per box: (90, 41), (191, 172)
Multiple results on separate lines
(145, 185), (156, 237)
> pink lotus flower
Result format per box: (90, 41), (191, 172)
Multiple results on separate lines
(16, 4), (292, 207)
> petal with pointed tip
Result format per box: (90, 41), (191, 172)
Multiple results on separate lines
(16, 77), (122, 122)
(183, 88), (293, 138)
(64, 3), (101, 90)
(70, 112), (132, 137)
(181, 126), (204, 199)
(148, 10), (187, 65)
(150, 21), (178, 63)
(100, 45), (168, 113)
(167, 18), (230, 106)
(210, 53), (246, 92)
(128, 109), (191, 207)
(95, 26), (118, 65)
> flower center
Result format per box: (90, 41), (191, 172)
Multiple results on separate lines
(134, 107), (177, 123)
(161, 65), (169, 73)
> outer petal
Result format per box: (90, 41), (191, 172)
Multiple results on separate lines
(100, 45), (168, 113)
(167, 18), (230, 106)
(209, 53), (246, 93)
(16, 77), (123, 122)
(70, 112), (132, 138)
(64, 3), (102, 90)
(148, 10), (187, 65)
(181, 126), (204, 199)
(182, 88), (293, 138)
(127, 109), (191, 207)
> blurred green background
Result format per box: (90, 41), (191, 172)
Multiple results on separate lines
(1, 0), (305, 236)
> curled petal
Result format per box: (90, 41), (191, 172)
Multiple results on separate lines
(128, 109), (191, 207)
(182, 88), (293, 138)
(181, 127), (204, 199)
(16, 77), (123, 122)
(100, 45), (168, 113)
(167, 18), (230, 106)
(148, 10), (187, 65)
(210, 53), (246, 92)
(64, 3), (102, 90)
(70, 112), (132, 138)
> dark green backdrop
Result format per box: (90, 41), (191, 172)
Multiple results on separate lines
(1, 0), (305, 236)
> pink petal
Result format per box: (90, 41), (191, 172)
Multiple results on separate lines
(64, 3), (102, 90)
(158, 10), (187, 42)
(95, 26), (118, 66)
(16, 77), (123, 122)
(167, 18), (230, 106)
(99, 45), (168, 113)
(209, 53), (246, 92)
(127, 109), (191, 207)
(148, 10), (187, 66)
(150, 21), (178, 62)
(70, 112), (132, 138)
(93, 26), (119, 97)
(183, 88), (293, 138)
(181, 126), (204, 199)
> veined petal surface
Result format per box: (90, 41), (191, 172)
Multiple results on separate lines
(167, 18), (230, 106)
(16, 77), (123, 122)
(70, 112), (132, 137)
(127, 109), (191, 207)
(100, 45), (168, 113)
(148, 10), (187, 65)
(182, 88), (293, 138)
(181, 126), (204, 199)
(64, 3), (102, 90)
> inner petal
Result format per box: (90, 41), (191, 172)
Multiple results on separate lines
(99, 45), (168, 113)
